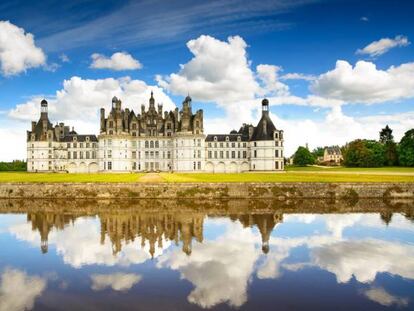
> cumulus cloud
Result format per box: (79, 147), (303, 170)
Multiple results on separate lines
(0, 21), (46, 76)
(363, 287), (409, 307)
(0, 268), (47, 311)
(311, 60), (414, 104)
(256, 64), (289, 96)
(280, 72), (316, 81)
(311, 239), (414, 284)
(90, 52), (142, 70)
(59, 54), (70, 63)
(91, 273), (142, 291)
(157, 221), (260, 308)
(356, 35), (410, 57)
(157, 35), (259, 103)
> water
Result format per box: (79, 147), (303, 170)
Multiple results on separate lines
(0, 199), (413, 311)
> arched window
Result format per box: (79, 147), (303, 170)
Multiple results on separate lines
(150, 141), (154, 148)
(145, 141), (149, 148)
(155, 141), (159, 148)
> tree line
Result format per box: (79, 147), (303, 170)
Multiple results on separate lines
(0, 160), (27, 171)
(292, 126), (414, 167)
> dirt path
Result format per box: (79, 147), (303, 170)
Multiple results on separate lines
(139, 173), (165, 183)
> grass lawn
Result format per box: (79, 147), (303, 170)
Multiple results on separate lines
(1, 169), (414, 183)
(0, 172), (144, 183)
(159, 172), (414, 183)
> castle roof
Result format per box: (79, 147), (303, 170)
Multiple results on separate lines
(205, 134), (249, 142)
(251, 113), (277, 141)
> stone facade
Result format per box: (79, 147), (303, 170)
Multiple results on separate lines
(27, 95), (283, 172)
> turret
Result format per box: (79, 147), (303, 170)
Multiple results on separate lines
(262, 98), (269, 116)
(40, 99), (48, 119)
(31, 121), (36, 131)
(149, 91), (155, 108)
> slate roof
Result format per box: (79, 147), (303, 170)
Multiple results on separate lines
(251, 112), (277, 141)
(61, 135), (98, 142)
(325, 146), (341, 155)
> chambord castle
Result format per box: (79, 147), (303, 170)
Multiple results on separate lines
(27, 93), (284, 173)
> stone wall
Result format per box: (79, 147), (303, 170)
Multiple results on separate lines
(0, 182), (413, 200)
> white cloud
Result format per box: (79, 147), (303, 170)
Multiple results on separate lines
(360, 16), (369, 22)
(157, 35), (259, 103)
(357, 35), (410, 57)
(59, 54), (70, 63)
(0, 21), (46, 76)
(363, 287), (409, 307)
(256, 64), (289, 96)
(311, 60), (414, 104)
(90, 52), (142, 71)
(0, 268), (46, 311)
(280, 72), (316, 81)
(312, 239), (414, 284)
(157, 221), (260, 308)
(91, 273), (142, 291)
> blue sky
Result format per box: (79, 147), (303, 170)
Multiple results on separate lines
(0, 0), (414, 160)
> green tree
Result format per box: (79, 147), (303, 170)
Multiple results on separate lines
(293, 146), (315, 166)
(379, 125), (398, 166)
(379, 125), (394, 143)
(398, 129), (414, 166)
(342, 139), (385, 167)
(312, 147), (325, 158)
(0, 160), (27, 171)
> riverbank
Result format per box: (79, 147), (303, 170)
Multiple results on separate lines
(1, 182), (414, 200)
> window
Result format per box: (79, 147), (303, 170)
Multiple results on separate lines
(73, 142), (77, 148)
(86, 151), (90, 159)
(208, 151), (212, 159)
(231, 142), (235, 148)
(155, 141), (159, 148)
(226, 136), (229, 141)
(108, 150), (112, 158)
(196, 120), (200, 128)
(193, 162), (196, 170)
(80, 152), (83, 159)
(92, 151), (96, 158)
(108, 162), (112, 170)
(80, 143), (83, 148)
(108, 139), (112, 146)
(150, 141), (154, 148)
(197, 162), (201, 170)
(214, 136), (217, 141)
(254, 142), (257, 147)
(243, 151), (247, 158)
(220, 142), (223, 148)
(145, 141), (149, 148)
(132, 151), (136, 158)
(132, 123), (137, 130)
(226, 151), (229, 158)
(275, 161), (279, 170)
(220, 151), (224, 158)
(275, 150), (279, 157)
(73, 152), (77, 159)
(254, 150), (257, 158)
(109, 121), (113, 128)
(232, 151), (235, 159)
(68, 152), (71, 159)
(214, 151), (217, 158)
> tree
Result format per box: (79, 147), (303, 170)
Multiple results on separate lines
(379, 125), (394, 143)
(293, 146), (315, 166)
(379, 125), (398, 166)
(398, 129), (414, 166)
(312, 147), (325, 158)
(0, 160), (27, 171)
(342, 139), (385, 167)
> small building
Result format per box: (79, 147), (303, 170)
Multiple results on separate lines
(323, 146), (342, 165)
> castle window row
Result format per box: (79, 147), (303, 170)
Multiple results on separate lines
(208, 150), (247, 159)
(208, 142), (247, 148)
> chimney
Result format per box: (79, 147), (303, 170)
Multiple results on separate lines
(31, 121), (36, 131)
(100, 108), (105, 132)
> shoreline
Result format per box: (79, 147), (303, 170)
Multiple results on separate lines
(1, 182), (413, 200)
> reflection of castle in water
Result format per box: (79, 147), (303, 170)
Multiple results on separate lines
(27, 212), (76, 253)
(25, 211), (283, 256)
(100, 213), (204, 257)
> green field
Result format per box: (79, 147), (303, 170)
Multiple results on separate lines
(1, 167), (414, 183)
(285, 165), (414, 173)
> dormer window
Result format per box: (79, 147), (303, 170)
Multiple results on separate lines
(214, 136), (217, 141)
(86, 136), (90, 142)
(73, 136), (77, 142)
(225, 136), (229, 141)
(274, 132), (279, 139)
(237, 136), (241, 142)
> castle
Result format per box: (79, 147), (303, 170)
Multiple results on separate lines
(27, 93), (284, 173)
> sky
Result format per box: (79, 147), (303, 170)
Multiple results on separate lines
(0, 0), (413, 160)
